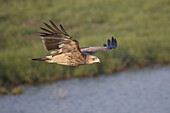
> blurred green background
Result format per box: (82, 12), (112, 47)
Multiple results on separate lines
(0, 0), (170, 94)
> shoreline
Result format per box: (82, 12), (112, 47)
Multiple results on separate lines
(1, 61), (170, 96)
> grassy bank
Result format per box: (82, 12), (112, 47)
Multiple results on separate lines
(0, 0), (170, 95)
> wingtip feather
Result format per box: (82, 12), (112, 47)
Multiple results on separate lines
(103, 44), (107, 47)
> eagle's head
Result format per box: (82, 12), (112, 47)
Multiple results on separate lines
(86, 55), (100, 64)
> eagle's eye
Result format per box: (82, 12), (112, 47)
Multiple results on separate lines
(92, 58), (96, 60)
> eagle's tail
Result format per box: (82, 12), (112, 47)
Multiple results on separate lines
(29, 56), (52, 61)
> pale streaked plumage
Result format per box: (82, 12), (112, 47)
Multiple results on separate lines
(29, 20), (117, 66)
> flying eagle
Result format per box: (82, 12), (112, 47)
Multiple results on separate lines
(30, 20), (117, 66)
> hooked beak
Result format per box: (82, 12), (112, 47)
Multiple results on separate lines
(97, 58), (100, 63)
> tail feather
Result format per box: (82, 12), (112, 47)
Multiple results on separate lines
(29, 56), (52, 61)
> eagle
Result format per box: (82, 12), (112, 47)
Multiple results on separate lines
(30, 20), (117, 66)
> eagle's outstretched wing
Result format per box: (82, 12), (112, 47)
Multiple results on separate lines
(80, 37), (117, 55)
(40, 20), (83, 57)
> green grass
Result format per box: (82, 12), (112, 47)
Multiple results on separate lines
(0, 0), (170, 93)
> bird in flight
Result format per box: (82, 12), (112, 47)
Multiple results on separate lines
(30, 20), (117, 66)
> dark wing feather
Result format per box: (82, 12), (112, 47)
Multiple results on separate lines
(44, 22), (59, 33)
(60, 24), (69, 36)
(40, 27), (53, 34)
(80, 37), (117, 55)
(50, 20), (62, 33)
(40, 20), (83, 57)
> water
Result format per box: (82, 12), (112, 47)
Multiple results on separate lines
(0, 65), (170, 113)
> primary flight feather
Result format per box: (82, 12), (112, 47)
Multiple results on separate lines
(30, 20), (117, 66)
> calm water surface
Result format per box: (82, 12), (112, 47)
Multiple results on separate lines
(0, 65), (170, 113)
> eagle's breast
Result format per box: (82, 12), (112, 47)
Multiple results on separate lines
(51, 53), (86, 66)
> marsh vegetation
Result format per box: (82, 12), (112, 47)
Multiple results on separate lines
(0, 0), (170, 94)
